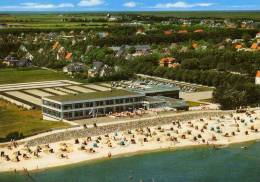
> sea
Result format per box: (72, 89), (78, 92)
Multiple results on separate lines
(1, 141), (260, 182)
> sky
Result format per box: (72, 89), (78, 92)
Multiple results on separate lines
(0, 0), (259, 11)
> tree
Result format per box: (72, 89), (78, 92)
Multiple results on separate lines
(181, 58), (200, 70)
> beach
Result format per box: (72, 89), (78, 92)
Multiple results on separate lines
(0, 109), (260, 172)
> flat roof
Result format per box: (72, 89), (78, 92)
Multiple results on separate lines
(44, 89), (143, 103)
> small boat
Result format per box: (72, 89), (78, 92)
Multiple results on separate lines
(241, 146), (248, 149)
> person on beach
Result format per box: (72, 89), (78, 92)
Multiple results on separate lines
(108, 152), (112, 158)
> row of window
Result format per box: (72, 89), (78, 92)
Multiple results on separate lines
(62, 97), (143, 110)
(43, 100), (61, 109)
(43, 108), (61, 117)
(59, 104), (143, 119)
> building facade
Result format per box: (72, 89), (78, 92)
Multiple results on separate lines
(42, 90), (145, 121)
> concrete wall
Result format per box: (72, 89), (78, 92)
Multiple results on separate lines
(26, 110), (232, 146)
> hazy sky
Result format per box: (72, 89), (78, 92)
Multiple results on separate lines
(0, 0), (259, 11)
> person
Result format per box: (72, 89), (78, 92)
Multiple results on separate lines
(108, 152), (112, 158)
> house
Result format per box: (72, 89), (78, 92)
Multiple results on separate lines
(232, 39), (244, 44)
(251, 42), (260, 50)
(256, 32), (260, 39)
(241, 20), (255, 29)
(98, 32), (109, 38)
(164, 30), (173, 36)
(134, 45), (150, 52)
(25, 52), (34, 61)
(136, 29), (146, 35)
(192, 43), (198, 49)
(65, 52), (73, 61)
(235, 44), (243, 50)
(194, 29), (204, 33)
(181, 19), (191, 27)
(112, 45), (151, 58)
(18, 45), (34, 60)
(38, 48), (44, 54)
(179, 46), (188, 53)
(63, 62), (85, 74)
(159, 57), (179, 68)
(106, 14), (118, 22)
(256, 71), (260, 85)
(224, 20), (237, 28)
(52, 41), (60, 50)
(88, 61), (107, 78)
(3, 56), (32, 67)
(178, 30), (188, 34)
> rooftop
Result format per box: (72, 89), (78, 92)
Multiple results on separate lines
(44, 89), (143, 103)
(256, 71), (260, 78)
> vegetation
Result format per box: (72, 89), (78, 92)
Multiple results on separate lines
(0, 100), (69, 142)
(186, 101), (205, 107)
(0, 12), (259, 110)
(0, 68), (70, 84)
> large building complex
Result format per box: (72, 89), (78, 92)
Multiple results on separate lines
(42, 89), (145, 121)
(42, 83), (187, 121)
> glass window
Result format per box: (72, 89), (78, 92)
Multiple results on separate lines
(63, 104), (72, 110)
(75, 103), (83, 109)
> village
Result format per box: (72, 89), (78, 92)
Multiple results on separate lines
(0, 8), (259, 182)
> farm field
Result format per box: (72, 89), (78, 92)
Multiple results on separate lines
(0, 11), (259, 31)
(0, 99), (69, 142)
(0, 68), (71, 84)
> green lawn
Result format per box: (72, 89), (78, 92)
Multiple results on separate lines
(186, 101), (205, 107)
(0, 100), (70, 141)
(199, 98), (214, 103)
(0, 68), (71, 84)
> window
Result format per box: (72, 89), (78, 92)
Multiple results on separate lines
(106, 100), (114, 105)
(85, 102), (93, 107)
(75, 103), (83, 109)
(96, 101), (103, 106)
(64, 112), (72, 119)
(63, 104), (72, 110)
(74, 110), (83, 117)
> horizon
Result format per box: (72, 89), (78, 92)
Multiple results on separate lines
(1, 0), (260, 12)
(1, 10), (260, 13)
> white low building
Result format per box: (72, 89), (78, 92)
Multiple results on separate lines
(256, 71), (260, 85)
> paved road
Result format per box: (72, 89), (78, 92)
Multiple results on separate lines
(180, 91), (213, 102)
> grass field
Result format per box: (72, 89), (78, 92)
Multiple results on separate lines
(0, 68), (71, 84)
(0, 99), (70, 141)
(186, 101), (205, 107)
(0, 11), (259, 30)
(199, 98), (214, 103)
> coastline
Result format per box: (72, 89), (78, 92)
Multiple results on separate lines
(1, 138), (259, 174)
(0, 109), (260, 173)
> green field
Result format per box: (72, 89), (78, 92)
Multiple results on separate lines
(186, 101), (205, 107)
(0, 11), (259, 31)
(0, 99), (69, 141)
(0, 68), (71, 84)
(139, 11), (260, 20)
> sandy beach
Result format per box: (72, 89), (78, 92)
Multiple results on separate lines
(0, 109), (260, 173)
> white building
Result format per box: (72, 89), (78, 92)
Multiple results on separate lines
(256, 32), (260, 39)
(256, 71), (260, 85)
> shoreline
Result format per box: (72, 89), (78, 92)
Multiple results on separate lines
(0, 109), (260, 173)
(1, 138), (259, 174)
